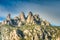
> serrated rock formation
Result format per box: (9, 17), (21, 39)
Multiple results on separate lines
(2, 14), (11, 25)
(2, 11), (50, 26)
(1, 27), (10, 40)
(0, 11), (60, 40)
(1, 22), (60, 40)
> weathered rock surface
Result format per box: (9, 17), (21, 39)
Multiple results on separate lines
(1, 27), (10, 40)
(26, 12), (34, 24)
(1, 23), (60, 40)
(10, 29), (24, 40)
(0, 12), (60, 40)
(19, 12), (26, 22)
(2, 12), (50, 26)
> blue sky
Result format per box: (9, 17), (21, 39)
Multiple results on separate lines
(0, 0), (60, 26)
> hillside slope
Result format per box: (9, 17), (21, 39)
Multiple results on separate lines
(0, 24), (60, 40)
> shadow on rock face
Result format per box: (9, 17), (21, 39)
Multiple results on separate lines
(48, 36), (52, 40)
(16, 29), (24, 37)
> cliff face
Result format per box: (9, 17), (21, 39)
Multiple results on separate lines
(0, 12), (60, 40)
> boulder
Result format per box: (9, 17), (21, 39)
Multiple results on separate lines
(10, 29), (24, 40)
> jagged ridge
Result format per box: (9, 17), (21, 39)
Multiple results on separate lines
(2, 11), (50, 26)
(0, 11), (60, 40)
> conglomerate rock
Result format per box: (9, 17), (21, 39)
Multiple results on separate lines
(2, 12), (50, 26)
(10, 29), (24, 40)
(0, 12), (60, 40)
(0, 24), (60, 40)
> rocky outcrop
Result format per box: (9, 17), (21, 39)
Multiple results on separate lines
(0, 11), (60, 40)
(2, 11), (50, 26)
(1, 23), (60, 40)
(34, 14), (40, 24)
(18, 21), (22, 27)
(41, 19), (50, 26)
(1, 27), (10, 40)
(10, 29), (24, 40)
(2, 14), (11, 25)
(19, 12), (26, 22)
(26, 11), (34, 24)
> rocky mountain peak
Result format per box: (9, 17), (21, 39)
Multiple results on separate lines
(26, 11), (35, 24)
(19, 12), (25, 22)
(28, 11), (33, 16)
(6, 13), (11, 20)
(0, 11), (60, 40)
(19, 12), (25, 17)
(2, 11), (51, 26)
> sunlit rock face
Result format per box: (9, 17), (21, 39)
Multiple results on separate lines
(10, 30), (21, 40)
(1, 25), (60, 40)
(1, 27), (10, 40)
(2, 14), (11, 25)
(18, 21), (23, 27)
(44, 20), (50, 26)
(19, 12), (26, 22)
(56, 37), (60, 40)
(2, 21), (6, 25)
(1, 11), (51, 26)
(41, 19), (50, 26)
(41, 21), (45, 25)
(0, 11), (60, 40)
(26, 11), (36, 24)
